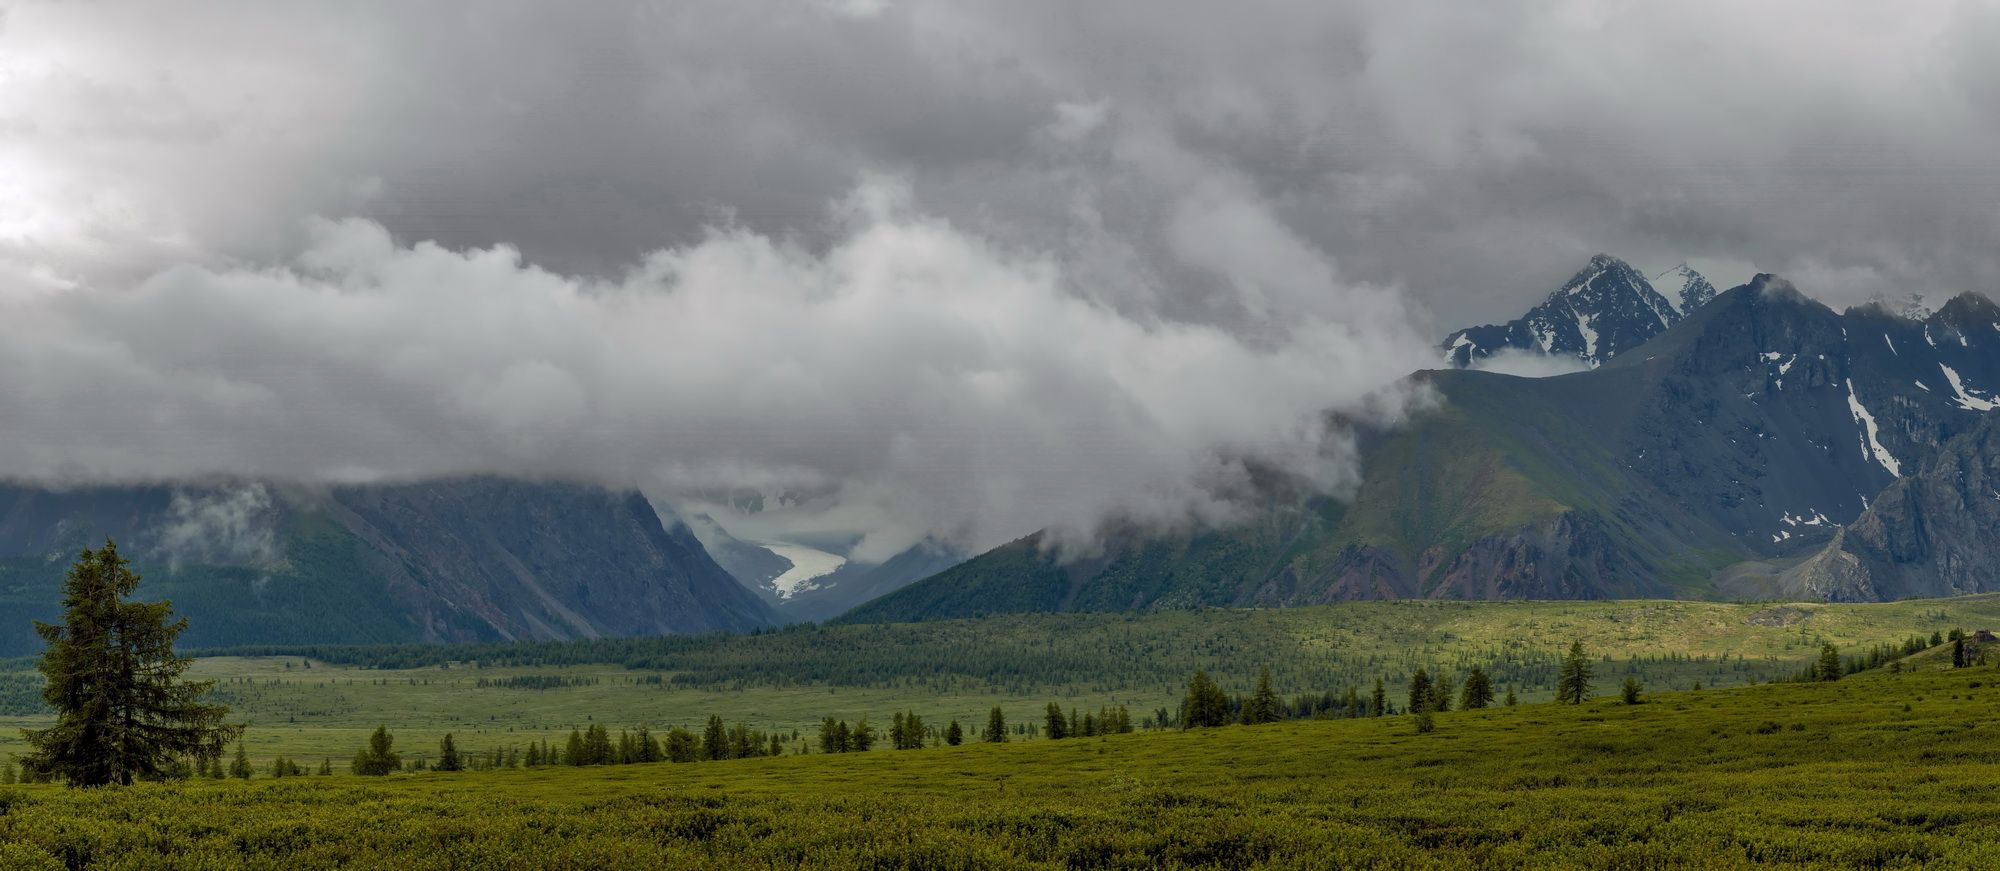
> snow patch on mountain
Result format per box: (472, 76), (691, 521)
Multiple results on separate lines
(1846, 379), (1902, 476)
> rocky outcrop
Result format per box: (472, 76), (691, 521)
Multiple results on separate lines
(1775, 414), (2000, 601)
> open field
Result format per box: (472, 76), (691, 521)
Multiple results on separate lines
(8, 595), (2000, 765)
(6, 656), (2000, 868)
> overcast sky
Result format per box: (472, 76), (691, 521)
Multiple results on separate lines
(3, 0), (1997, 558)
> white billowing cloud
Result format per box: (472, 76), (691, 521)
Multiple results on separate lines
(1466, 348), (1593, 379)
(0, 180), (1433, 559)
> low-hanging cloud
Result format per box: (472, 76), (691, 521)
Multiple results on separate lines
(7, 0), (2000, 557)
(0, 180), (1434, 559)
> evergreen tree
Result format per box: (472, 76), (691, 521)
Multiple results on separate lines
(584, 724), (613, 764)
(665, 728), (699, 762)
(702, 715), (728, 761)
(525, 742), (543, 767)
(352, 726), (400, 775)
(229, 743), (253, 779)
(1460, 668), (1495, 710)
(1243, 666), (1280, 725)
(1504, 687), (1518, 707)
(1371, 677), (1387, 717)
(1818, 643), (1844, 681)
(1932, 630), (1945, 647)
(1953, 638), (1968, 669)
(818, 717), (845, 753)
(1556, 641), (1594, 704)
(317, 758), (331, 776)
(565, 729), (586, 765)
(635, 726), (659, 763)
(1183, 670), (1231, 728)
(1, 759), (13, 786)
(21, 540), (239, 786)
(1428, 675), (1452, 714)
(944, 719), (964, 746)
(1407, 669), (1433, 715)
(850, 718), (876, 751)
(985, 707), (1007, 743)
(437, 733), (463, 771)
(1045, 702), (1069, 739)
(1621, 675), (1644, 705)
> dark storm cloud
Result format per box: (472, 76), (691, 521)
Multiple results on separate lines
(2, 0), (1996, 554)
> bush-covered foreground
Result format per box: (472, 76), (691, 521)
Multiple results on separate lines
(5, 665), (2000, 869)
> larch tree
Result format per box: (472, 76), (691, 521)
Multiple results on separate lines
(1817, 643), (1844, 681)
(1556, 641), (1594, 704)
(21, 540), (239, 786)
(985, 707), (1007, 743)
(1460, 668), (1495, 710)
(437, 733), (463, 771)
(1242, 667), (1280, 725)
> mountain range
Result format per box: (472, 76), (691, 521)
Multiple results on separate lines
(848, 261), (2000, 621)
(9, 252), (2000, 647)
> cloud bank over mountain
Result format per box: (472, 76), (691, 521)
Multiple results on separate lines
(4, 0), (1999, 553)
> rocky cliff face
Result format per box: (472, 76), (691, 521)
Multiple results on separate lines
(1774, 413), (2000, 601)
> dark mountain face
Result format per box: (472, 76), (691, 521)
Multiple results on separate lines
(1763, 405), (2000, 602)
(844, 278), (2000, 623)
(1442, 255), (1697, 369)
(0, 478), (771, 654)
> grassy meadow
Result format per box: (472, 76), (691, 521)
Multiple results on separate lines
(6, 656), (2000, 868)
(6, 594), (2000, 768)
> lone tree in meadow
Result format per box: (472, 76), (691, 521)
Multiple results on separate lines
(984, 707), (1007, 743)
(437, 733), (464, 771)
(1556, 641), (1594, 704)
(20, 539), (239, 786)
(1620, 675), (1644, 705)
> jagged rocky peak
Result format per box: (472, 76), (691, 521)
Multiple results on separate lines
(1652, 263), (1718, 314)
(1441, 253), (1684, 369)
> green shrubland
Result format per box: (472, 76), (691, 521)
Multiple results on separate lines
(4, 662), (2000, 868)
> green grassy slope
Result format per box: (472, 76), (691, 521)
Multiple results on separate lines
(6, 595), (1996, 765)
(6, 661), (2000, 868)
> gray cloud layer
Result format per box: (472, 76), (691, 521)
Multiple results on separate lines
(3, 0), (1997, 554)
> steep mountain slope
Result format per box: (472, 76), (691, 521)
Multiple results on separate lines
(1768, 393), (2000, 602)
(1448, 257), (1696, 369)
(844, 277), (2000, 623)
(1654, 263), (1718, 314)
(0, 478), (772, 654)
(1442, 255), (1691, 368)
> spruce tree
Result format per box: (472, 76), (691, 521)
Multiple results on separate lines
(1621, 675), (1644, 705)
(229, 743), (253, 779)
(1183, 670), (1231, 728)
(437, 733), (463, 771)
(1556, 641), (1593, 704)
(317, 757), (331, 776)
(944, 719), (964, 746)
(1504, 687), (1518, 707)
(1371, 677), (1387, 717)
(1460, 668), (1495, 709)
(352, 726), (400, 775)
(21, 540), (239, 786)
(702, 715), (727, 760)
(565, 729), (587, 765)
(1045, 702), (1069, 739)
(1818, 643), (1844, 681)
(850, 718), (875, 751)
(1243, 666), (1280, 725)
(1407, 669), (1432, 715)
(985, 707), (1007, 743)
(1428, 675), (1452, 714)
